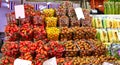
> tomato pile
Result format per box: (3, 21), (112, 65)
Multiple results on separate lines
(19, 52), (33, 61)
(19, 41), (32, 53)
(0, 56), (15, 65)
(33, 26), (47, 42)
(1, 42), (19, 58)
(48, 41), (64, 58)
(5, 24), (19, 41)
(20, 23), (33, 41)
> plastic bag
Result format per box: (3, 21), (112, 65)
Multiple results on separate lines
(68, 7), (75, 17)
(59, 16), (69, 27)
(60, 27), (73, 41)
(43, 9), (55, 17)
(46, 27), (60, 41)
(70, 16), (80, 27)
(55, 7), (66, 16)
(45, 17), (57, 27)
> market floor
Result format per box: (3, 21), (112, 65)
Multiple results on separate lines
(0, 2), (11, 32)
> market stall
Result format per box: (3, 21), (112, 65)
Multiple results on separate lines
(1, 1), (120, 65)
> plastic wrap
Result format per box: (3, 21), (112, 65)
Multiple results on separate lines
(33, 15), (45, 25)
(55, 6), (66, 16)
(70, 16), (80, 27)
(64, 41), (79, 57)
(5, 24), (19, 41)
(20, 23), (33, 41)
(45, 17), (57, 27)
(43, 9), (55, 17)
(48, 41), (65, 58)
(81, 18), (92, 27)
(61, 1), (73, 9)
(76, 40), (94, 56)
(58, 16), (69, 27)
(88, 39), (106, 56)
(33, 26), (47, 41)
(46, 27), (60, 41)
(67, 7), (75, 17)
(60, 27), (73, 41)
(20, 17), (30, 25)
(72, 27), (97, 40)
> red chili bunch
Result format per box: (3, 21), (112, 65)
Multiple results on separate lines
(1, 42), (19, 58)
(0, 56), (15, 65)
(19, 41), (32, 53)
(5, 24), (19, 41)
(33, 26), (47, 42)
(48, 41), (65, 58)
(35, 40), (49, 60)
(19, 52), (33, 61)
(20, 23), (33, 41)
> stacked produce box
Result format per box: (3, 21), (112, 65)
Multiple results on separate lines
(104, 1), (120, 14)
(92, 15), (120, 60)
(1, 1), (120, 65)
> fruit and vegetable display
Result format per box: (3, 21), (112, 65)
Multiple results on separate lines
(58, 16), (69, 27)
(64, 41), (79, 57)
(20, 23), (33, 41)
(0, 56), (15, 65)
(2, 1), (120, 65)
(81, 9), (92, 27)
(104, 1), (120, 14)
(1, 42), (19, 58)
(48, 41), (64, 58)
(92, 16), (120, 28)
(46, 27), (60, 41)
(45, 17), (57, 27)
(43, 9), (55, 17)
(33, 26), (47, 41)
(5, 24), (19, 41)
(60, 27), (73, 41)
(93, 16), (120, 43)
(72, 27), (97, 40)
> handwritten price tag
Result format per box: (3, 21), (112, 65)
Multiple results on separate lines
(15, 5), (25, 19)
(43, 57), (57, 65)
(74, 7), (85, 20)
(14, 58), (32, 65)
(103, 62), (113, 65)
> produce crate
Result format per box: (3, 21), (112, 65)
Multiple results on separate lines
(59, 27), (73, 41)
(64, 41), (79, 57)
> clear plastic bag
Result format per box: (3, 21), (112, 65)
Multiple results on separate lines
(55, 7), (66, 16)
(60, 27), (73, 41)
(81, 18), (92, 27)
(67, 7), (75, 17)
(46, 27), (60, 41)
(64, 41), (79, 57)
(33, 15), (45, 25)
(59, 16), (69, 27)
(61, 1), (73, 9)
(70, 16), (80, 27)
(45, 17), (57, 27)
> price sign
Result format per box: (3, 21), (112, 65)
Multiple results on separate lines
(74, 7), (85, 20)
(14, 58), (32, 65)
(15, 5), (25, 19)
(102, 62), (113, 65)
(43, 57), (57, 65)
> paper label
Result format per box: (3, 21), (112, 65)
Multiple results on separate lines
(102, 62), (113, 65)
(14, 58), (32, 65)
(74, 7), (84, 20)
(15, 5), (25, 19)
(43, 57), (57, 65)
